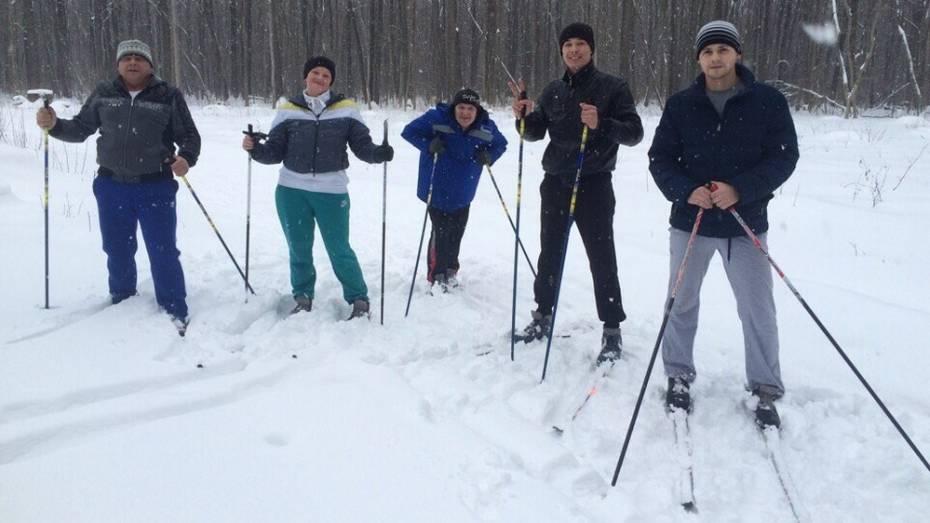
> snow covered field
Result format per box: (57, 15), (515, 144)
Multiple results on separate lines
(1, 98), (929, 522)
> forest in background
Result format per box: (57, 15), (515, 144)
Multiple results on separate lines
(3, 0), (928, 116)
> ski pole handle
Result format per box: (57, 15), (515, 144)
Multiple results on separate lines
(242, 125), (268, 141)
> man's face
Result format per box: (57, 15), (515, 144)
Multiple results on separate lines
(455, 103), (477, 129)
(561, 38), (592, 73)
(305, 67), (332, 97)
(117, 54), (153, 88)
(698, 44), (740, 82)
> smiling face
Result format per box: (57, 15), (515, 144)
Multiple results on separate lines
(561, 37), (593, 73)
(117, 54), (153, 90)
(698, 43), (740, 89)
(454, 103), (478, 129)
(304, 66), (333, 97)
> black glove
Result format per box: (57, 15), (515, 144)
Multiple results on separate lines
(474, 148), (491, 166)
(376, 144), (394, 162)
(428, 136), (445, 156)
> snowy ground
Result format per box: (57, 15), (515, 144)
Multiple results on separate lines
(1, 97), (929, 522)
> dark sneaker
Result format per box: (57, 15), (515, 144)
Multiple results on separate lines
(596, 327), (623, 365)
(666, 377), (692, 413)
(514, 310), (552, 343)
(290, 296), (312, 315)
(753, 390), (781, 429)
(347, 299), (370, 320)
(171, 315), (189, 337)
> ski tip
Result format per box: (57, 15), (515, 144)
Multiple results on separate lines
(682, 501), (698, 513)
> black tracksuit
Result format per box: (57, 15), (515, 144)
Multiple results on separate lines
(520, 62), (643, 327)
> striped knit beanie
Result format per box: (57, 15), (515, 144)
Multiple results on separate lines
(695, 21), (742, 58)
(116, 40), (154, 66)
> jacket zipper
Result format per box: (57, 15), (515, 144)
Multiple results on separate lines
(121, 95), (135, 170)
(310, 103), (325, 175)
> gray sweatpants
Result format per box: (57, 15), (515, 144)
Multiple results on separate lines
(662, 227), (784, 396)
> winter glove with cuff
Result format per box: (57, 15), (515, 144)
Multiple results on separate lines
(474, 148), (491, 166)
(375, 144), (394, 162)
(428, 136), (445, 156)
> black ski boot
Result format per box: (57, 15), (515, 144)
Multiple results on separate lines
(347, 299), (370, 320)
(513, 310), (552, 343)
(666, 377), (692, 413)
(596, 327), (623, 366)
(290, 295), (312, 315)
(753, 389), (781, 429)
(430, 272), (451, 295)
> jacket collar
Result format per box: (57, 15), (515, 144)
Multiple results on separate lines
(288, 91), (345, 110)
(113, 74), (163, 95)
(562, 61), (596, 89)
(690, 62), (756, 95)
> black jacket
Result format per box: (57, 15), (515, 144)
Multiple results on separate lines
(50, 75), (200, 178)
(649, 64), (799, 238)
(250, 93), (388, 173)
(520, 63), (643, 176)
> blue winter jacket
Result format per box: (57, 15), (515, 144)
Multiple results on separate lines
(402, 104), (508, 212)
(649, 64), (799, 238)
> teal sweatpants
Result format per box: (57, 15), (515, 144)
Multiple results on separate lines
(275, 185), (368, 304)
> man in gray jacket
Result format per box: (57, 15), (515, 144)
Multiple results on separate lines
(37, 39), (201, 333)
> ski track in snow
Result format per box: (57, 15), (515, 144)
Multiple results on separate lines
(1, 102), (929, 521)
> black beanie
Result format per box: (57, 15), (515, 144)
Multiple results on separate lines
(558, 23), (595, 53)
(694, 21), (742, 58)
(451, 88), (482, 111)
(303, 56), (336, 84)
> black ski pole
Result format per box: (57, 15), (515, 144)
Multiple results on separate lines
(178, 170), (255, 295)
(510, 90), (528, 361)
(404, 153), (439, 317)
(486, 164), (535, 278)
(241, 126), (267, 299)
(244, 124), (254, 301)
(29, 90), (54, 308)
(611, 207), (706, 486)
(540, 126), (589, 382)
(380, 119), (388, 325)
(725, 205), (930, 475)
(42, 98), (50, 309)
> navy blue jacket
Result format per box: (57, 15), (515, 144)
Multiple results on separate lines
(50, 75), (200, 179)
(521, 63), (643, 177)
(402, 103), (507, 212)
(649, 64), (799, 238)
